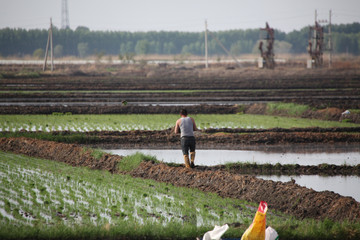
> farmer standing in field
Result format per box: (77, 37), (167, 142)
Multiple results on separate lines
(175, 109), (199, 168)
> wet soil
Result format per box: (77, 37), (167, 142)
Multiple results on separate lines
(0, 104), (239, 115)
(1, 65), (360, 112)
(1, 137), (360, 222)
(51, 127), (360, 149)
(2, 66), (360, 92)
(196, 163), (360, 176)
(0, 137), (121, 173)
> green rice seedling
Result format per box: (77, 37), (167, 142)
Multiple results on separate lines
(1, 151), (360, 239)
(1, 113), (359, 133)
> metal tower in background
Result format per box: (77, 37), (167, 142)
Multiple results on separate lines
(307, 10), (326, 68)
(259, 22), (275, 69)
(307, 21), (324, 67)
(61, 0), (70, 29)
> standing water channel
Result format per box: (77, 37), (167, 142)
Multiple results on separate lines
(106, 145), (360, 202)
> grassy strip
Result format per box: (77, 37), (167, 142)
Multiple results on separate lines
(82, 147), (106, 160)
(349, 109), (360, 114)
(1, 113), (359, 133)
(0, 131), (99, 144)
(117, 152), (158, 171)
(1, 219), (359, 240)
(266, 102), (311, 117)
(0, 222), (203, 240)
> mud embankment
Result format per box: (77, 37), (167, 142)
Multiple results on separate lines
(1, 67), (360, 114)
(1, 137), (360, 222)
(0, 137), (121, 173)
(74, 127), (360, 149)
(0, 104), (239, 115)
(131, 161), (360, 221)
(196, 162), (360, 176)
(245, 103), (360, 123)
(4, 127), (359, 150)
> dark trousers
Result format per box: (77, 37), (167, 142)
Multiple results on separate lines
(181, 136), (196, 155)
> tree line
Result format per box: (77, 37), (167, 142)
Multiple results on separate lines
(0, 22), (359, 58)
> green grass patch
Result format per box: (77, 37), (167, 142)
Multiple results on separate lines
(82, 147), (105, 160)
(14, 71), (41, 78)
(117, 152), (158, 172)
(349, 109), (360, 114)
(0, 131), (98, 143)
(267, 102), (310, 116)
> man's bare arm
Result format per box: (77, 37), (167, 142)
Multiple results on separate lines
(175, 119), (181, 134)
(191, 118), (199, 131)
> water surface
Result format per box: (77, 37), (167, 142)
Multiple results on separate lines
(258, 175), (360, 202)
(107, 148), (360, 201)
(106, 149), (360, 166)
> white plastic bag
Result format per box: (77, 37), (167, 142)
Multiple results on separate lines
(265, 226), (279, 240)
(202, 224), (229, 240)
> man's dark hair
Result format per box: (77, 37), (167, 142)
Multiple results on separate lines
(180, 109), (188, 116)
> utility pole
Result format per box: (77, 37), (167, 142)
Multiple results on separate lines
(328, 9), (332, 68)
(205, 20), (208, 68)
(207, 30), (242, 67)
(43, 18), (54, 71)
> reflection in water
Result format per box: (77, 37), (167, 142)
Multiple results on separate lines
(106, 149), (360, 166)
(258, 175), (360, 202)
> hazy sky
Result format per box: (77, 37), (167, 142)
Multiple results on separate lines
(1, 0), (359, 32)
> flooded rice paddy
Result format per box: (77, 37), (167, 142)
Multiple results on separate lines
(258, 175), (360, 202)
(107, 148), (360, 202)
(107, 148), (360, 167)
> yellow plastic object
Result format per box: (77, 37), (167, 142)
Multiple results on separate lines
(241, 201), (268, 240)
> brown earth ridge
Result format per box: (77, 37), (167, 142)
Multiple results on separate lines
(40, 127), (360, 149)
(1, 66), (360, 115)
(1, 137), (360, 222)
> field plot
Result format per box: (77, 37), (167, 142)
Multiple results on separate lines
(0, 114), (359, 132)
(1, 145), (360, 239)
(0, 151), (290, 235)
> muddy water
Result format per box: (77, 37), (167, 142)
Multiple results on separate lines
(107, 148), (360, 202)
(106, 149), (360, 166)
(258, 175), (360, 202)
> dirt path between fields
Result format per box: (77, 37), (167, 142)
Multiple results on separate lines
(1, 137), (359, 222)
(70, 127), (360, 149)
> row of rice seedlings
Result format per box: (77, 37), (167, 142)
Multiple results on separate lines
(0, 117), (174, 132)
(4, 151), (358, 239)
(1, 151), (270, 230)
(1, 114), (359, 133)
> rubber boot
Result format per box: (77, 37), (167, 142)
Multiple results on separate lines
(184, 155), (191, 168)
(190, 152), (195, 168)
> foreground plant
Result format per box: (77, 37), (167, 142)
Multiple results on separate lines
(1, 151), (360, 239)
